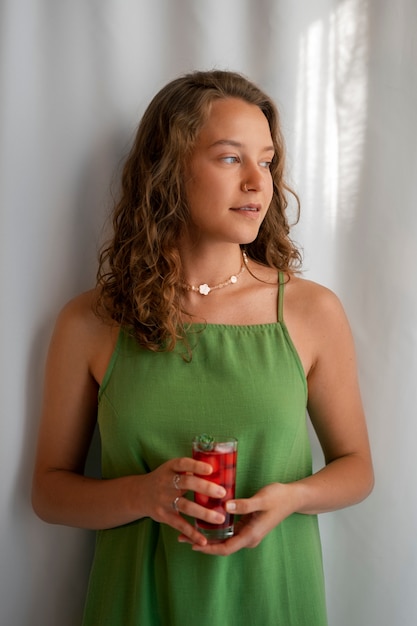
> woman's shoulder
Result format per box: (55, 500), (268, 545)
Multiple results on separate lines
(56, 288), (102, 330)
(283, 274), (353, 376)
(284, 276), (351, 340)
(285, 273), (352, 343)
(52, 289), (119, 383)
(53, 288), (118, 348)
(286, 273), (345, 313)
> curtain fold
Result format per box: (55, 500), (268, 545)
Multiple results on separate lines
(1, 1), (416, 624)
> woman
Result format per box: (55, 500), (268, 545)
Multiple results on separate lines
(32, 70), (374, 625)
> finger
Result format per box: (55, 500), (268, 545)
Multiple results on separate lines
(191, 517), (264, 555)
(225, 497), (260, 516)
(169, 515), (208, 546)
(167, 503), (211, 546)
(169, 494), (224, 527)
(191, 531), (246, 556)
(176, 474), (226, 499)
(174, 496), (226, 526)
(173, 457), (214, 476)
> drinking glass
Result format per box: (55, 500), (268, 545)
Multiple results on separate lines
(192, 436), (238, 541)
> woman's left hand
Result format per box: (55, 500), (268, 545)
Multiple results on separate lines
(179, 482), (297, 555)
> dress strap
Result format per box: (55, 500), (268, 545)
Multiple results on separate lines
(278, 271), (285, 323)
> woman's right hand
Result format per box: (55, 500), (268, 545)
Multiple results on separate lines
(140, 458), (226, 546)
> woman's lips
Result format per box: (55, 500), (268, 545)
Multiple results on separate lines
(230, 204), (261, 219)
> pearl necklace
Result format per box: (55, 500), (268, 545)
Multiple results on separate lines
(181, 251), (248, 296)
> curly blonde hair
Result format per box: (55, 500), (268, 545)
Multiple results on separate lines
(96, 70), (301, 351)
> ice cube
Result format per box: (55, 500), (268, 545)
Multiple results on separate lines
(214, 442), (234, 453)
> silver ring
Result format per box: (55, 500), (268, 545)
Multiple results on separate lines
(172, 496), (181, 513)
(173, 473), (181, 490)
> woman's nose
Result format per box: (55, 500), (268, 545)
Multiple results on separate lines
(241, 163), (264, 192)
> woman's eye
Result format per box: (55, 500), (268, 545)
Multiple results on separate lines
(260, 161), (272, 169)
(222, 156), (239, 164)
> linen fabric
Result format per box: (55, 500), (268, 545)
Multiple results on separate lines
(82, 276), (328, 625)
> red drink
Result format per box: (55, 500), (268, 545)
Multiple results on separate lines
(192, 436), (238, 541)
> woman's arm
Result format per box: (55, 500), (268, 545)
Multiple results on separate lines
(31, 293), (223, 543)
(289, 282), (374, 514)
(191, 282), (374, 555)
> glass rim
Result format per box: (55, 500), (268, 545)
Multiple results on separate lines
(192, 436), (238, 444)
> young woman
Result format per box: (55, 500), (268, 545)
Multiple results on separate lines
(32, 70), (374, 625)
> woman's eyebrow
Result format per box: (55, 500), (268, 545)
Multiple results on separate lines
(209, 139), (275, 152)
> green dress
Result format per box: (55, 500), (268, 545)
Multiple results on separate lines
(82, 276), (328, 625)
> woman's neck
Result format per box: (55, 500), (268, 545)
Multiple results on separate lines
(179, 243), (244, 288)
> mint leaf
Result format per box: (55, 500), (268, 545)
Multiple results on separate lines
(196, 433), (215, 451)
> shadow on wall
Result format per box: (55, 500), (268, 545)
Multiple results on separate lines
(8, 322), (94, 624)
(14, 124), (133, 625)
(72, 124), (134, 295)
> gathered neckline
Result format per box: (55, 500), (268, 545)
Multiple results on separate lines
(185, 321), (282, 330)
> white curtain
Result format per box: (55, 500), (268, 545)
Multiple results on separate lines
(1, 1), (416, 624)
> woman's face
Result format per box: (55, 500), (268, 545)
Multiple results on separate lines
(183, 98), (274, 248)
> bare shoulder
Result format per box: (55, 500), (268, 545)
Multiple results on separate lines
(51, 289), (118, 384)
(56, 288), (117, 336)
(283, 274), (354, 375)
(285, 274), (349, 326)
(56, 288), (100, 328)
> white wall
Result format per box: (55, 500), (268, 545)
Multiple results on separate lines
(1, 1), (416, 624)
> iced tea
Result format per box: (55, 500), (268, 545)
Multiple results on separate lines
(192, 436), (238, 541)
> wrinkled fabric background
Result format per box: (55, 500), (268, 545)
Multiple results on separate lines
(1, 1), (415, 624)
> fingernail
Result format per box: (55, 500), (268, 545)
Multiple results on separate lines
(226, 501), (236, 512)
(194, 537), (207, 548)
(217, 487), (227, 497)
